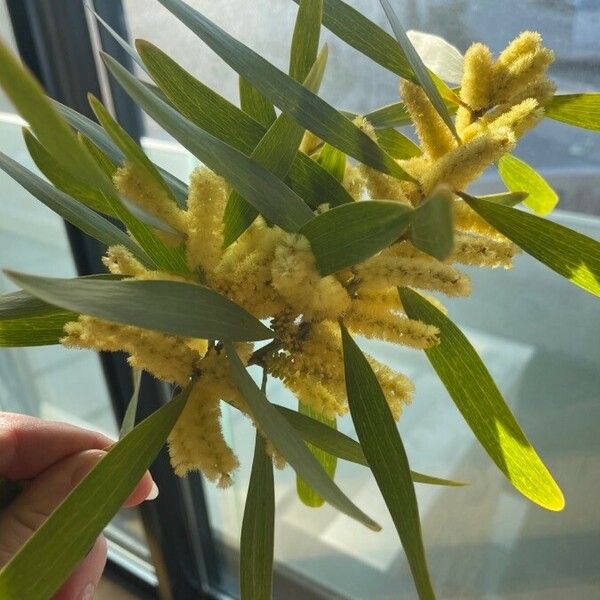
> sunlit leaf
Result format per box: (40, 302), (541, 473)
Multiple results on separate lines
(225, 344), (380, 531)
(375, 127), (421, 159)
(120, 369), (143, 438)
(410, 187), (454, 261)
(239, 78), (276, 128)
(341, 324), (436, 600)
(0, 383), (192, 599)
(156, 0), (413, 182)
(317, 143), (347, 182)
(289, 0), (323, 82)
(399, 287), (565, 511)
(407, 30), (464, 85)
(476, 191), (527, 207)
(545, 93), (600, 132)
(498, 154), (558, 216)
(460, 193), (600, 298)
(5, 272), (273, 342)
(300, 201), (413, 275)
(240, 432), (274, 600)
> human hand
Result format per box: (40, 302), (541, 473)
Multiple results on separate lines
(0, 412), (158, 599)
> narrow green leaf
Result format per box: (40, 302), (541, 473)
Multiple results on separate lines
(223, 47), (328, 246)
(0, 311), (75, 347)
(498, 154), (558, 216)
(477, 191), (527, 207)
(378, 0), (458, 140)
(364, 100), (457, 130)
(53, 100), (189, 208)
(300, 201), (413, 275)
(79, 133), (119, 179)
(410, 187), (454, 261)
(240, 432), (274, 600)
(103, 52), (315, 233)
(4, 272), (273, 342)
(276, 405), (466, 486)
(136, 41), (353, 209)
(289, 0), (323, 82)
(460, 193), (600, 298)
(375, 127), (421, 159)
(545, 93), (600, 132)
(341, 324), (435, 600)
(225, 344), (380, 531)
(317, 143), (346, 182)
(400, 286), (565, 511)
(120, 369), (143, 439)
(296, 403), (337, 508)
(239, 78), (276, 128)
(0, 383), (193, 599)
(88, 94), (178, 206)
(0, 151), (151, 266)
(156, 0), (413, 182)
(0, 39), (106, 188)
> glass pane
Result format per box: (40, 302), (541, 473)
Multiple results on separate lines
(0, 0), (17, 113)
(126, 2), (600, 598)
(0, 20), (154, 580)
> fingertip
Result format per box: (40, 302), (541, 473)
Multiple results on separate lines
(122, 471), (157, 507)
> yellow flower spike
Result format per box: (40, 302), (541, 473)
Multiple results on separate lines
(496, 31), (544, 69)
(401, 80), (457, 160)
(102, 245), (147, 277)
(511, 77), (556, 107)
(271, 233), (351, 321)
(185, 338), (209, 356)
(185, 166), (228, 274)
(483, 98), (543, 138)
(355, 252), (471, 297)
(365, 354), (414, 421)
(114, 161), (186, 232)
(359, 164), (413, 203)
(421, 127), (515, 195)
(299, 130), (322, 155)
(168, 380), (239, 485)
(454, 200), (509, 240)
(460, 43), (495, 111)
(342, 163), (366, 200)
(451, 232), (518, 269)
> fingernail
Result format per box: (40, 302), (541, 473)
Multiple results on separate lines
(146, 480), (159, 501)
(80, 582), (95, 600)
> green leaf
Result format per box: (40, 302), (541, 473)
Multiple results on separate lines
(240, 432), (274, 600)
(545, 93), (600, 132)
(0, 151), (151, 266)
(375, 127), (421, 159)
(239, 78), (277, 128)
(136, 40), (353, 210)
(378, 0), (458, 140)
(498, 154), (558, 216)
(410, 187), (454, 261)
(53, 100), (189, 208)
(0, 39), (107, 189)
(4, 272), (273, 342)
(341, 324), (435, 600)
(364, 99), (457, 130)
(296, 403), (337, 508)
(155, 0), (413, 182)
(88, 94), (178, 206)
(223, 46), (328, 246)
(120, 369), (143, 438)
(0, 383), (193, 599)
(289, 0), (323, 82)
(460, 193), (600, 298)
(407, 30), (464, 85)
(225, 343), (380, 531)
(399, 286), (565, 511)
(79, 133), (119, 179)
(477, 191), (527, 207)
(103, 52), (315, 233)
(276, 405), (466, 486)
(317, 143), (346, 182)
(300, 201), (413, 275)
(0, 310), (75, 347)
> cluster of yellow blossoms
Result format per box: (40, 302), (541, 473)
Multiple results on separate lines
(62, 32), (554, 488)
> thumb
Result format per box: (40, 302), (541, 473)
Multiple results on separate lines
(0, 449), (155, 599)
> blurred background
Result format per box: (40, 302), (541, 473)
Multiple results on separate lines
(0, 1), (599, 598)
